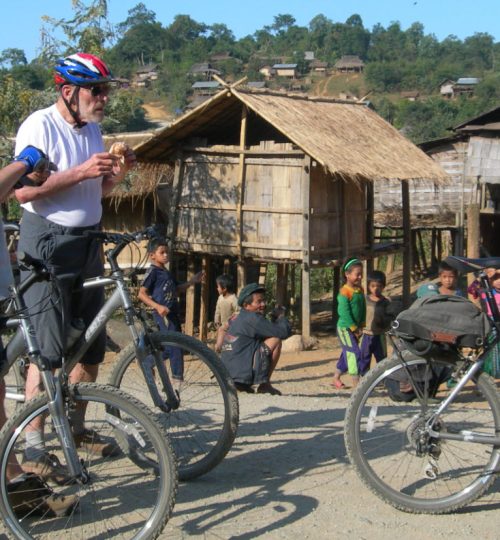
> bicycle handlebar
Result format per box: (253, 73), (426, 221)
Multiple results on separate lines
(84, 225), (168, 246)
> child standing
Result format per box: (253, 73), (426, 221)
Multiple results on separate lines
(360, 270), (392, 369)
(417, 261), (464, 298)
(469, 269), (500, 378)
(138, 239), (203, 381)
(332, 258), (366, 389)
(214, 274), (239, 353)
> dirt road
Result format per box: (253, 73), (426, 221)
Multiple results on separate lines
(160, 349), (500, 539)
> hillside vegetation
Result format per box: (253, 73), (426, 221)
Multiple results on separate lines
(1, 1), (500, 152)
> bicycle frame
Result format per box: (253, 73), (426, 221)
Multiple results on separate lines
(2, 239), (180, 412)
(388, 262), (500, 448)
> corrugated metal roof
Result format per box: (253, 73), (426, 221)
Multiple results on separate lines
(456, 77), (480, 85)
(192, 81), (221, 89)
(273, 64), (297, 69)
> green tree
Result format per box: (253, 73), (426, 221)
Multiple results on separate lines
(116, 2), (157, 35)
(0, 48), (27, 67)
(100, 89), (150, 133)
(40, 0), (114, 60)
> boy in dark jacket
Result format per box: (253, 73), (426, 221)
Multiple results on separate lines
(220, 283), (292, 395)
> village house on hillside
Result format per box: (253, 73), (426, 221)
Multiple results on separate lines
(188, 62), (222, 80)
(132, 64), (159, 88)
(272, 63), (298, 78)
(310, 59), (329, 76)
(453, 77), (481, 98)
(439, 78), (481, 99)
(126, 86), (447, 338)
(334, 55), (365, 73)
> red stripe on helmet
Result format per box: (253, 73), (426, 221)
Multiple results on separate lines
(75, 53), (110, 77)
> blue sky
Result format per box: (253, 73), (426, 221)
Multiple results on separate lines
(2, 0), (500, 62)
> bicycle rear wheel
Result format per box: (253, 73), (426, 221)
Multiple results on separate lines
(0, 383), (177, 539)
(344, 355), (500, 514)
(109, 331), (239, 481)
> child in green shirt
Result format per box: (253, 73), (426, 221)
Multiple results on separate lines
(332, 258), (366, 389)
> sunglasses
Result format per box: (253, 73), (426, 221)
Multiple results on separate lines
(82, 85), (112, 97)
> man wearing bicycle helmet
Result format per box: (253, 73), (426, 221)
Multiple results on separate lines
(14, 53), (136, 480)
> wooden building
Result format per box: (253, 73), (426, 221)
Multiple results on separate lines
(130, 85), (447, 338)
(418, 106), (500, 256)
(272, 64), (298, 78)
(334, 55), (365, 73)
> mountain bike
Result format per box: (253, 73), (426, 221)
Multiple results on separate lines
(0, 251), (177, 539)
(344, 255), (500, 514)
(5, 227), (239, 481)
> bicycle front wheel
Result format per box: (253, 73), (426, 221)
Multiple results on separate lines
(344, 355), (500, 514)
(109, 331), (239, 481)
(0, 383), (177, 539)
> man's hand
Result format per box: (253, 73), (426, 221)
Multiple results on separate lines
(155, 305), (169, 318)
(77, 152), (118, 180)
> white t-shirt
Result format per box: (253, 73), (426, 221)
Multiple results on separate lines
(0, 220), (14, 300)
(15, 104), (104, 227)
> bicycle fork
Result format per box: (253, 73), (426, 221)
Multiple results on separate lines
(40, 371), (89, 483)
(135, 333), (180, 413)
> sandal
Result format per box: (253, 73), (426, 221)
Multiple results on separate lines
(257, 383), (282, 396)
(331, 379), (346, 389)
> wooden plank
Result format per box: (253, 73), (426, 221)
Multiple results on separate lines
(182, 146), (305, 157)
(402, 180), (412, 307)
(242, 205), (302, 215)
(167, 152), (184, 247)
(184, 254), (196, 336)
(199, 255), (210, 341)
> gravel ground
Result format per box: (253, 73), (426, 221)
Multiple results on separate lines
(2, 329), (500, 539)
(160, 349), (500, 540)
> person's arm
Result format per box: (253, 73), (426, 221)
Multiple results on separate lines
(138, 286), (169, 318)
(15, 152), (119, 204)
(249, 312), (292, 340)
(0, 146), (52, 202)
(177, 270), (204, 293)
(0, 162), (29, 203)
(214, 297), (222, 327)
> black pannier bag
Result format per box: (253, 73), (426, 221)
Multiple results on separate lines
(392, 295), (491, 356)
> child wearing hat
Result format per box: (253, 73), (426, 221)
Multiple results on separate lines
(332, 258), (366, 389)
(219, 283), (292, 395)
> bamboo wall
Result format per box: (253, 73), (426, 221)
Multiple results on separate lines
(374, 140), (471, 215)
(309, 165), (368, 262)
(171, 141), (370, 264)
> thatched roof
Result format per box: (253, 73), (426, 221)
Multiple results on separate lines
(134, 87), (449, 184)
(102, 131), (171, 200)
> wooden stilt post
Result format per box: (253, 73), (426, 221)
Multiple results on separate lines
(236, 104), (248, 294)
(185, 254), (196, 336)
(332, 265), (341, 330)
(258, 262), (267, 286)
(301, 155), (312, 340)
(466, 204), (480, 288)
(199, 255), (211, 341)
(402, 180), (412, 307)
